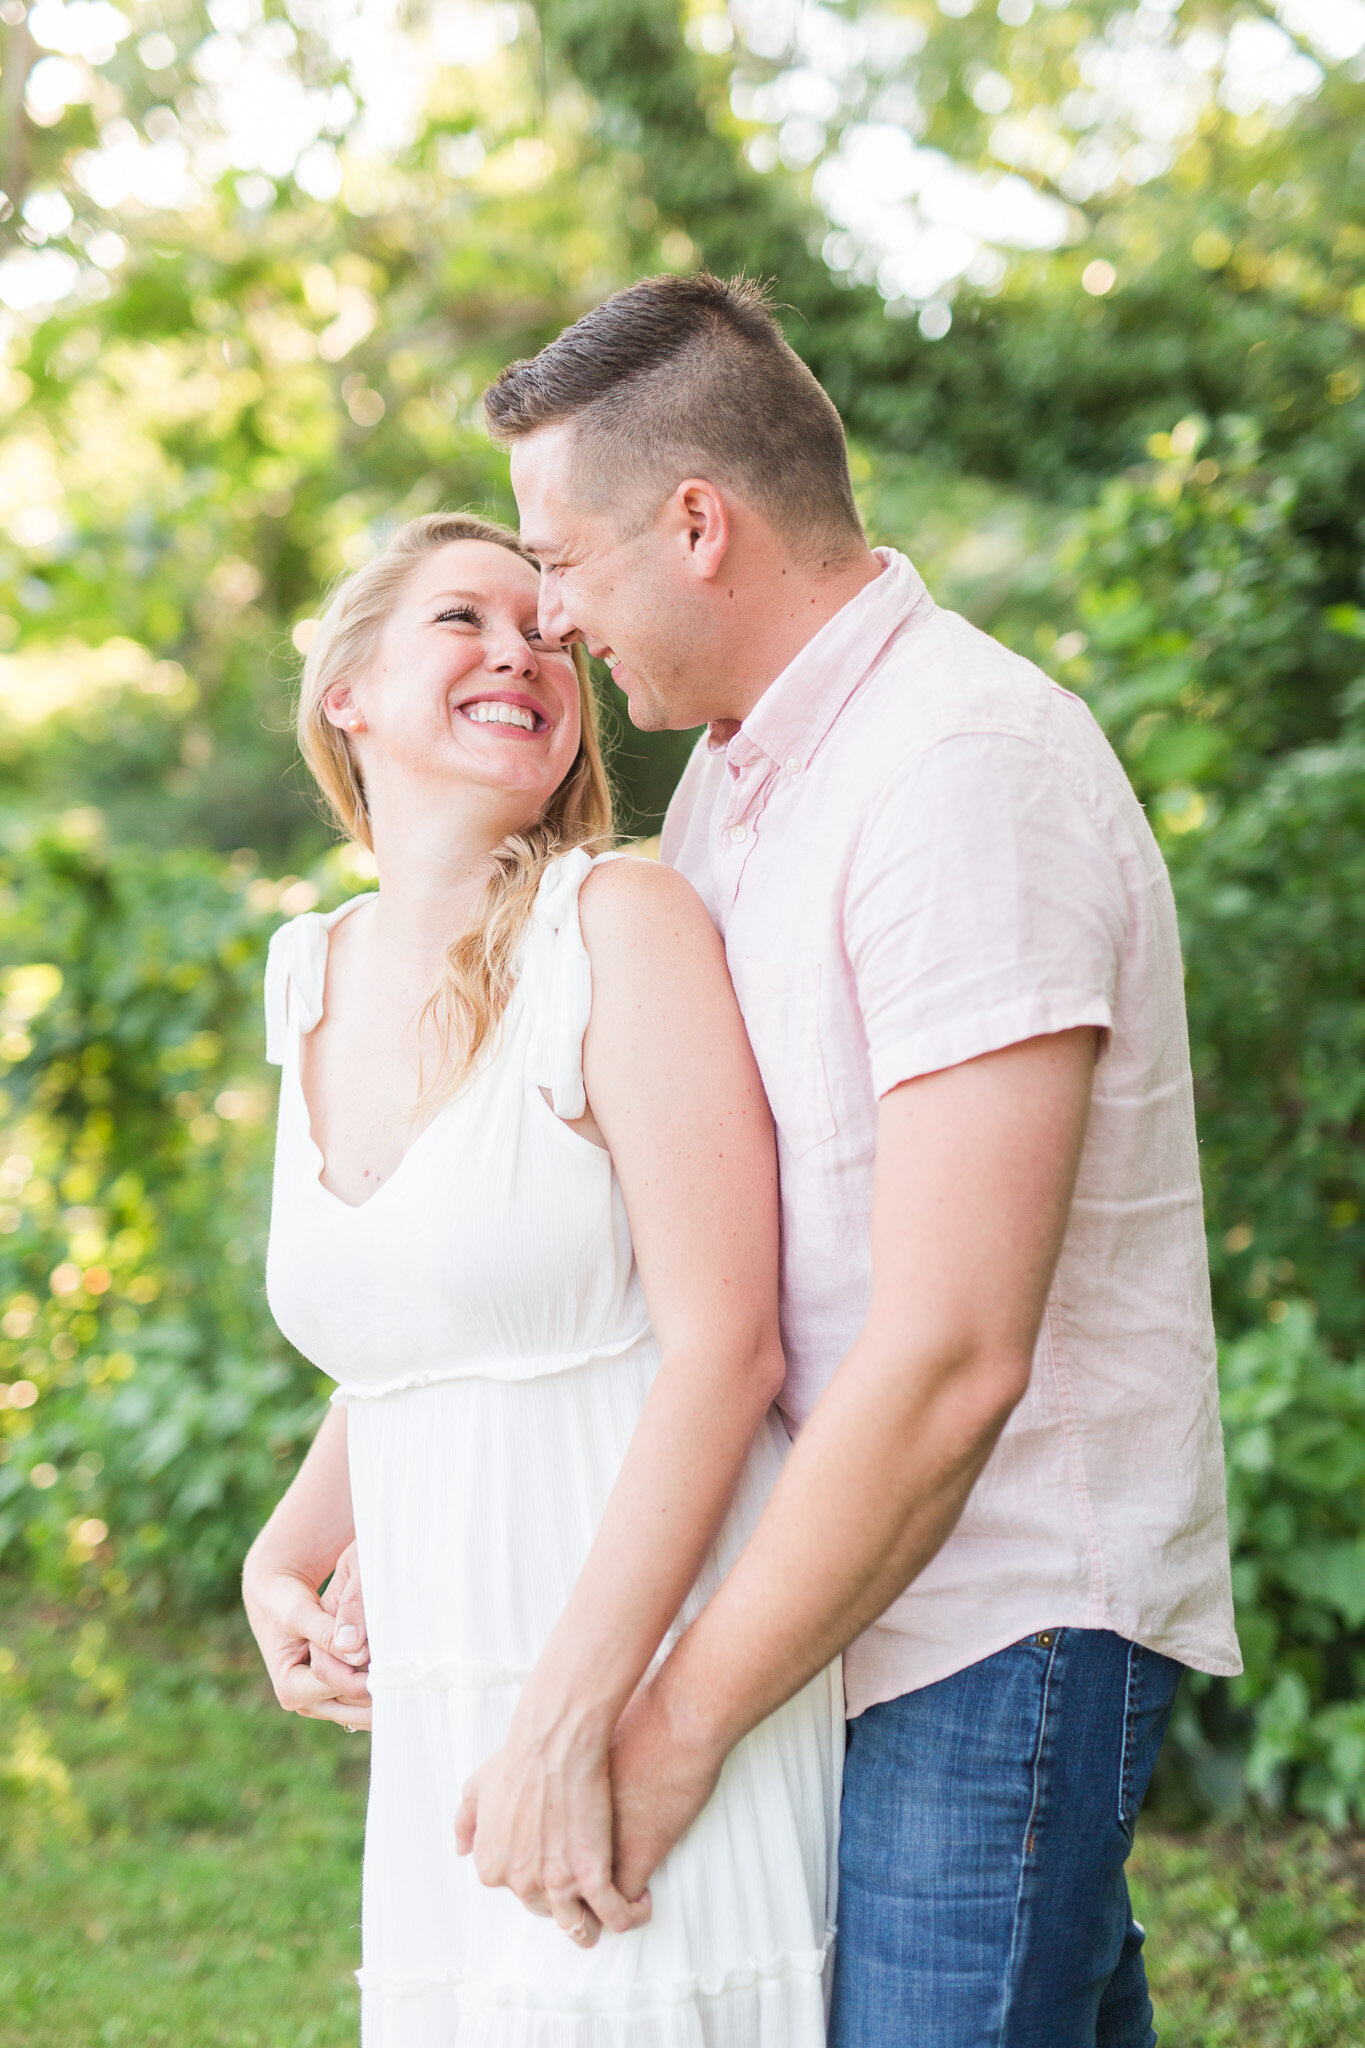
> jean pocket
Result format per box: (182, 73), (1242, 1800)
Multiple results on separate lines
(733, 959), (837, 1158)
(1118, 1641), (1182, 1839)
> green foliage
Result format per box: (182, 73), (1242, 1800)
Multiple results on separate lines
(1177, 697), (1365, 1354)
(0, 1589), (364, 2047)
(1030, 422), (1365, 1349)
(1058, 419), (1329, 796)
(0, 814), (340, 1609)
(0, 0), (707, 854)
(1125, 1822), (1365, 2047)
(1161, 1305), (1365, 1829)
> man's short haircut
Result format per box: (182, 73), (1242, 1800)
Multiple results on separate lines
(484, 272), (864, 563)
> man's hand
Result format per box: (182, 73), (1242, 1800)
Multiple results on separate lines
(608, 1673), (723, 1906)
(454, 1708), (653, 1945)
(243, 1549), (372, 1731)
(319, 1539), (369, 1671)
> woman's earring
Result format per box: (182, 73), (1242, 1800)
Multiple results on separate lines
(348, 719), (362, 731)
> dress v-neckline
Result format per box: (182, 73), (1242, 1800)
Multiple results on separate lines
(292, 895), (460, 1217)
(298, 1078), (458, 1215)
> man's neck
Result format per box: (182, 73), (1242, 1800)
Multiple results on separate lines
(717, 543), (884, 730)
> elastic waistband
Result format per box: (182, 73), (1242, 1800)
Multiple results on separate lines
(328, 1325), (655, 1403)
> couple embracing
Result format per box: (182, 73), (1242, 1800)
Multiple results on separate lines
(242, 273), (1240, 2048)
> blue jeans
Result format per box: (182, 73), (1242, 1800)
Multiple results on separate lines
(830, 1628), (1182, 2048)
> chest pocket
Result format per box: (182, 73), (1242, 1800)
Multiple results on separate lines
(734, 959), (837, 1159)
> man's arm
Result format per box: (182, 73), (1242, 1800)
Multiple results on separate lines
(608, 1025), (1098, 1898)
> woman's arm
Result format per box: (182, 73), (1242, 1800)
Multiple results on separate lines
(242, 1404), (373, 1729)
(454, 858), (783, 1940)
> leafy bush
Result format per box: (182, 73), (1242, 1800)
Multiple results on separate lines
(1048, 423), (1365, 1349)
(1159, 1304), (1365, 1828)
(0, 817), (351, 1610)
(1047, 430), (1365, 1821)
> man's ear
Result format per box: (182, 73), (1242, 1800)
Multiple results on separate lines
(670, 479), (730, 582)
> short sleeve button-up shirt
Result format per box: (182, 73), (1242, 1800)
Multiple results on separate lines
(662, 548), (1240, 1714)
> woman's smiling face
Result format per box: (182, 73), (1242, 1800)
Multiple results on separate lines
(324, 539), (583, 821)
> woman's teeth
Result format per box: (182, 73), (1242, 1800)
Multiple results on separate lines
(463, 701), (538, 731)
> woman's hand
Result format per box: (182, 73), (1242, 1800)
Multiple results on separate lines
(241, 1406), (368, 1728)
(243, 1548), (372, 1731)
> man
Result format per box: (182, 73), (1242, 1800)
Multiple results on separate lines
(335, 272), (1240, 2044)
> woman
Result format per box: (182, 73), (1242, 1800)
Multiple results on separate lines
(241, 512), (841, 2046)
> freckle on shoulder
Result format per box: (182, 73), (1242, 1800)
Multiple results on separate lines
(578, 852), (709, 949)
(581, 851), (698, 910)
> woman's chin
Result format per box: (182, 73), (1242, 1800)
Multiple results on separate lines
(447, 743), (569, 812)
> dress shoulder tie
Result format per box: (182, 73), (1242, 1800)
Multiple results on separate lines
(263, 911), (332, 1065)
(523, 847), (630, 1121)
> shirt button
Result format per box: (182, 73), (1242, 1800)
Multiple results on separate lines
(729, 823), (748, 843)
(784, 757), (802, 775)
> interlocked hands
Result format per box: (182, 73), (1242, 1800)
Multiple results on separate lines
(243, 1539), (373, 1730)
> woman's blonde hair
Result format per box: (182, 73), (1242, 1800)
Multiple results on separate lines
(297, 511), (613, 1097)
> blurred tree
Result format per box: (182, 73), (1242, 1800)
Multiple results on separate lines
(4, 0), (1363, 839)
(0, 0), (701, 853)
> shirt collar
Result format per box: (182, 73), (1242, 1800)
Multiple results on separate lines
(709, 548), (932, 773)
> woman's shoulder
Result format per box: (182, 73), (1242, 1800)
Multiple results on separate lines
(579, 850), (709, 936)
(577, 852), (722, 988)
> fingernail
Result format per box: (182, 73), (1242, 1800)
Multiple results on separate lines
(335, 1625), (359, 1648)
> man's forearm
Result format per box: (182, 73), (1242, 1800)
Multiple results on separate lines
(650, 1329), (1027, 1758)
(648, 1032), (1096, 1762)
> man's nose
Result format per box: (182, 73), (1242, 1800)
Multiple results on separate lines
(538, 578), (579, 647)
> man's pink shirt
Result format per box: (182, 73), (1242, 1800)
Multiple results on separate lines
(661, 548), (1241, 1716)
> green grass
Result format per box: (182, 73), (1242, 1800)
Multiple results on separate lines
(1129, 1830), (1365, 2045)
(2, 1586), (1363, 2047)
(0, 1585), (365, 2048)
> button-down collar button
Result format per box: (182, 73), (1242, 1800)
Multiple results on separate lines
(784, 756), (802, 775)
(729, 823), (749, 843)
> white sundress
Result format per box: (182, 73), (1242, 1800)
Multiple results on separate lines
(263, 848), (843, 2048)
